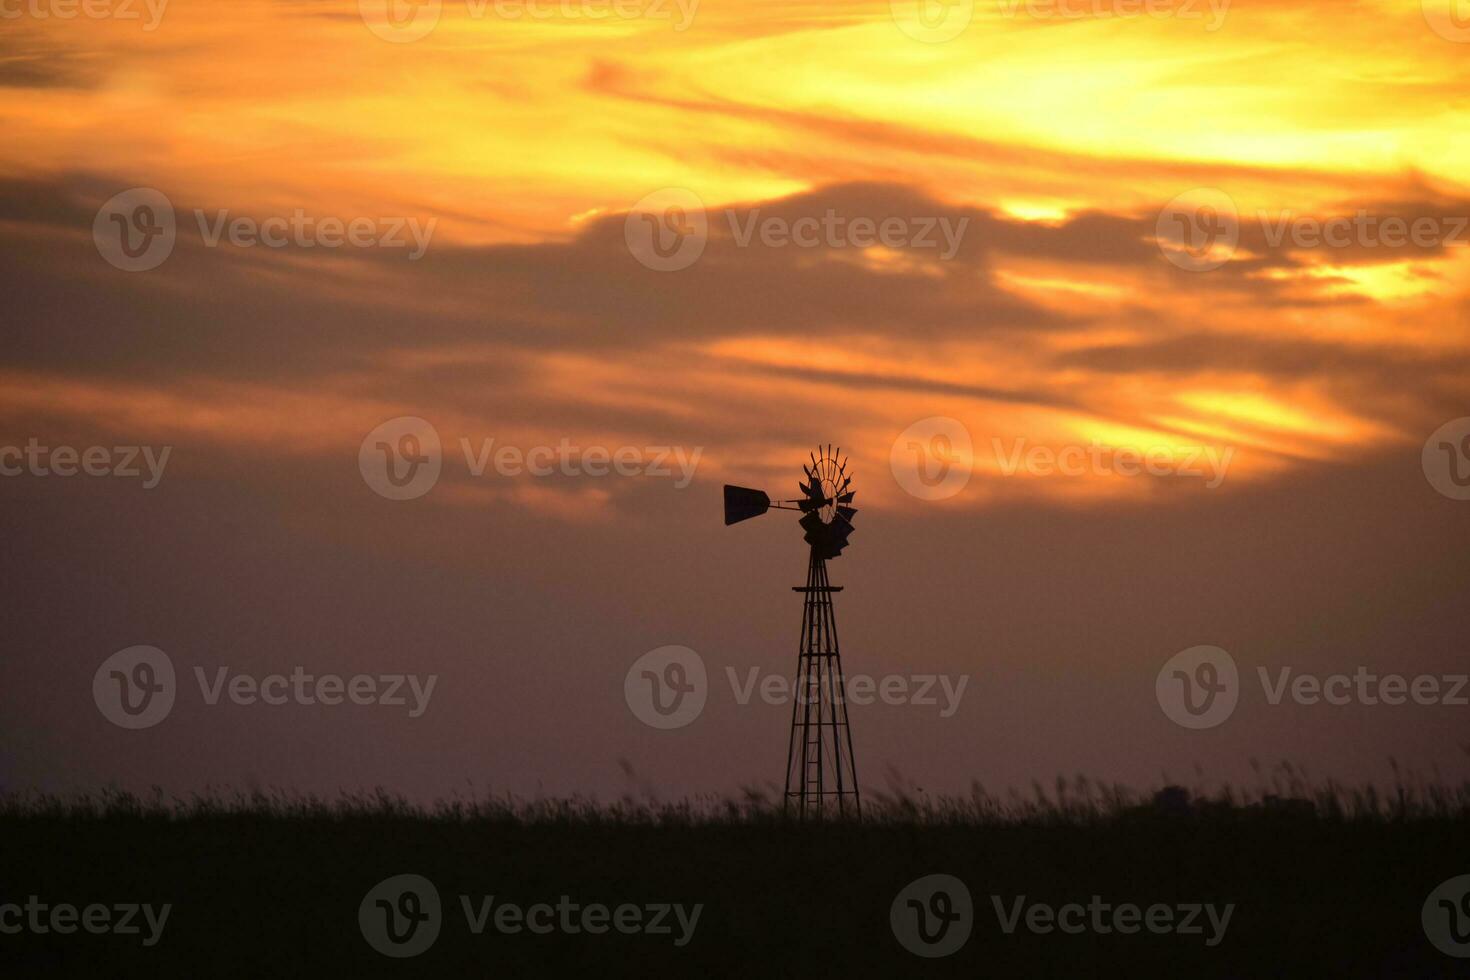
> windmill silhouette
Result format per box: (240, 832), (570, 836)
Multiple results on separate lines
(724, 445), (860, 820)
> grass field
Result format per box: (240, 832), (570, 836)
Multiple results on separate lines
(3, 768), (1468, 977)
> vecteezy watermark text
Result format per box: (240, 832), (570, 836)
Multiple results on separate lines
(194, 209), (436, 259)
(93, 646), (437, 730)
(461, 437), (701, 486)
(93, 188), (437, 272)
(997, 0), (1229, 30)
(358, 0), (698, 43)
(623, 646), (970, 730)
(1157, 188), (1470, 272)
(460, 895), (701, 946)
(887, 418), (1235, 501)
(359, 416), (704, 501)
(889, 0), (1226, 44)
(0, 897), (171, 947)
(889, 874), (1233, 958)
(990, 894), (1233, 946)
(0, 0), (167, 29)
(1157, 645), (1469, 730)
(993, 438), (1234, 488)
(1258, 667), (1469, 708)
(0, 440), (171, 488)
(477, 0), (696, 27)
(724, 209), (968, 259)
(726, 667), (969, 718)
(195, 666), (437, 718)
(625, 189), (970, 271)
(359, 874), (701, 958)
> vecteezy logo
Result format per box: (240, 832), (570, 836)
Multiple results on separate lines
(1423, 418), (1470, 501)
(890, 417), (973, 501)
(360, 874), (442, 958)
(359, 417), (442, 501)
(1423, 874), (1470, 958)
(624, 645), (707, 729)
(358, 0), (443, 42)
(890, 0), (973, 43)
(624, 188), (708, 272)
(1423, 0), (1470, 42)
(1156, 188), (1240, 272)
(93, 188), (176, 273)
(1156, 645), (1239, 729)
(93, 646), (176, 729)
(890, 874), (973, 958)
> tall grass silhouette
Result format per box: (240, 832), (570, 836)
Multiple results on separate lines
(4, 762), (1467, 977)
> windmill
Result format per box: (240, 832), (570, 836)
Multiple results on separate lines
(724, 445), (860, 820)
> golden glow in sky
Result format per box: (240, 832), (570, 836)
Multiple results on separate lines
(2, 0), (1468, 511)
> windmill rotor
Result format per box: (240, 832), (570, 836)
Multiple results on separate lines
(723, 445), (858, 560)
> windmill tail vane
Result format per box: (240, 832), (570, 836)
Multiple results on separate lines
(723, 444), (861, 821)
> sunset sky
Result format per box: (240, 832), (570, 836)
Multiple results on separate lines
(2, 0), (1468, 801)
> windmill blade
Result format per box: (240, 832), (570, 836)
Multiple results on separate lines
(836, 491), (855, 504)
(822, 524), (854, 559)
(836, 505), (858, 524)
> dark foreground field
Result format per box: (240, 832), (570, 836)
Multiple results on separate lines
(3, 773), (1468, 978)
